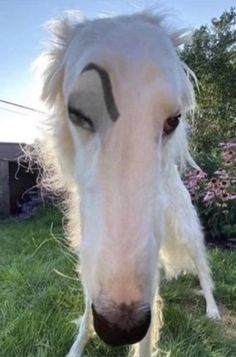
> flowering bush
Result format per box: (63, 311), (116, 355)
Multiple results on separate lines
(184, 141), (236, 241)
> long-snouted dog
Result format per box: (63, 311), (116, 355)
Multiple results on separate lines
(36, 10), (220, 357)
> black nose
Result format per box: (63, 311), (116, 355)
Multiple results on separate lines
(92, 303), (151, 346)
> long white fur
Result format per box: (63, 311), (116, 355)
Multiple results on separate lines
(35, 10), (220, 357)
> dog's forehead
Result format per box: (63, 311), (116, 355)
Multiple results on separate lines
(64, 16), (178, 83)
(65, 40), (179, 101)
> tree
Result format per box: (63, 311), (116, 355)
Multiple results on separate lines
(181, 7), (236, 157)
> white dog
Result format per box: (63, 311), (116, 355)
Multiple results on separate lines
(36, 10), (220, 357)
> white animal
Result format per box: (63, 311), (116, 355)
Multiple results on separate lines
(36, 10), (220, 357)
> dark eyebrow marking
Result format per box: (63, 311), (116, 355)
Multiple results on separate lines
(82, 62), (120, 122)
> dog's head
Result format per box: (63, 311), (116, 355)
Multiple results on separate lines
(36, 10), (196, 345)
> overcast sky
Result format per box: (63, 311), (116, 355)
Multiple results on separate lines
(0, 0), (235, 142)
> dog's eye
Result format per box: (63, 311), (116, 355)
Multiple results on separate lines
(68, 107), (95, 132)
(163, 113), (181, 135)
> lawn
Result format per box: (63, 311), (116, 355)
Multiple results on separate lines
(1, 208), (236, 357)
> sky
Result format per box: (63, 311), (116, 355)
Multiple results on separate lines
(0, 0), (235, 143)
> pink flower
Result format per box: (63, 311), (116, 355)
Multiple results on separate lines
(220, 180), (229, 188)
(226, 194), (236, 201)
(221, 192), (229, 201)
(203, 191), (215, 202)
(196, 170), (207, 179)
(224, 143), (236, 149)
(214, 169), (224, 175)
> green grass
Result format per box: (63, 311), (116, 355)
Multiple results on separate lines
(1, 208), (236, 357)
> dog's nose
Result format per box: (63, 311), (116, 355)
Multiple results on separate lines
(92, 303), (151, 346)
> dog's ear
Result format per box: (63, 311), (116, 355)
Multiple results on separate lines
(136, 11), (192, 49)
(34, 11), (86, 109)
(33, 13), (87, 191)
